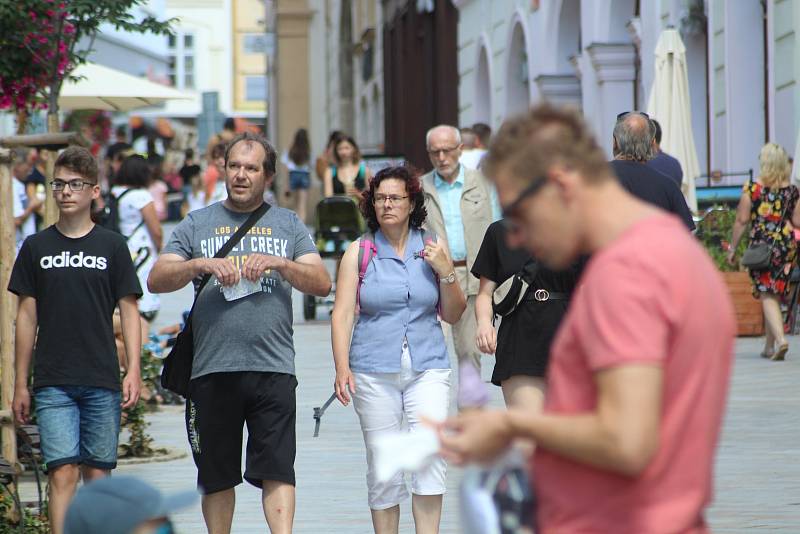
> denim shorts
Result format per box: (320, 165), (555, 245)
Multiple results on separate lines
(34, 386), (121, 471)
(289, 170), (311, 191)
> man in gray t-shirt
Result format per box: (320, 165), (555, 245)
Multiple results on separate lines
(164, 202), (317, 378)
(148, 133), (331, 533)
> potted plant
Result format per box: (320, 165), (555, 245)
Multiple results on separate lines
(696, 207), (764, 336)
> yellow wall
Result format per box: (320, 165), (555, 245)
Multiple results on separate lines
(233, 0), (268, 112)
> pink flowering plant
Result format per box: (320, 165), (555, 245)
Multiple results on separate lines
(0, 0), (173, 121)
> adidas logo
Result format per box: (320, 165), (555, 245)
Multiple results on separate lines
(40, 251), (108, 270)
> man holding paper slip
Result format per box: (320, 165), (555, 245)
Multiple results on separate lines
(148, 132), (331, 534)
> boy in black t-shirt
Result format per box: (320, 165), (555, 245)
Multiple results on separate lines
(8, 146), (143, 534)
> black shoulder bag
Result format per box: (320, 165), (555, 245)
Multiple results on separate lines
(491, 259), (540, 319)
(161, 202), (271, 396)
(741, 198), (790, 270)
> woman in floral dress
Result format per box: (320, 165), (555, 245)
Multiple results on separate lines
(730, 143), (800, 361)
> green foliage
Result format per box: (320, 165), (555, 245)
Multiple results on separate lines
(0, 491), (49, 533)
(118, 348), (168, 458)
(695, 207), (749, 272)
(119, 399), (155, 458)
(0, 0), (174, 115)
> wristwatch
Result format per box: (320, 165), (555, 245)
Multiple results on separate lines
(440, 271), (456, 284)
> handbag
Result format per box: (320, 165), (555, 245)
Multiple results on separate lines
(741, 197), (790, 270)
(160, 202), (271, 396)
(491, 260), (539, 318)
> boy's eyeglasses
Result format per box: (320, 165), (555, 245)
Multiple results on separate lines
(51, 179), (96, 192)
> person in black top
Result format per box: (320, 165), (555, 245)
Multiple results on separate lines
(611, 111), (695, 231)
(8, 147), (143, 534)
(471, 220), (582, 413)
(646, 119), (684, 189)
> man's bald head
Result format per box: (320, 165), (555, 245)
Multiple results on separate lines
(613, 112), (655, 162)
(426, 125), (461, 148)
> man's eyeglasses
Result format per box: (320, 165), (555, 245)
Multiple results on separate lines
(427, 145), (460, 157)
(373, 194), (409, 205)
(51, 179), (97, 192)
(501, 177), (546, 220)
(616, 111), (650, 121)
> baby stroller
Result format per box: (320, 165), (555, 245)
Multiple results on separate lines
(303, 196), (365, 320)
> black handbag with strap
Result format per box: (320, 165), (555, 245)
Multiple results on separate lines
(160, 202), (271, 396)
(741, 194), (791, 270)
(491, 260), (540, 318)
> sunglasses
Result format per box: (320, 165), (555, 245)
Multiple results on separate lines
(500, 177), (546, 220)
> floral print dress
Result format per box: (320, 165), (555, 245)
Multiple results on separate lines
(746, 180), (799, 296)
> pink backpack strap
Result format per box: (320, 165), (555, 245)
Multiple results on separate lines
(356, 232), (377, 311)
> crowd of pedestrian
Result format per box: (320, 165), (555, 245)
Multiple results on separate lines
(10, 100), (800, 534)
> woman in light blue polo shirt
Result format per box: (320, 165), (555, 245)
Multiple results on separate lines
(331, 165), (465, 534)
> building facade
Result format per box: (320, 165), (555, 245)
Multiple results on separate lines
(306, 0), (386, 156)
(456, 0), (800, 185)
(158, 0), (269, 124)
(382, 0), (459, 168)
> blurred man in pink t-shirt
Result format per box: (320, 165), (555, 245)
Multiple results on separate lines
(439, 105), (736, 534)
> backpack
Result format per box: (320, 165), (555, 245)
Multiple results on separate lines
(356, 228), (441, 312)
(95, 188), (142, 239)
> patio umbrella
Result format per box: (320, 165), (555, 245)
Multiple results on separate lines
(59, 62), (191, 112)
(647, 28), (700, 212)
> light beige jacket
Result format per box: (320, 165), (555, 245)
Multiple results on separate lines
(421, 167), (494, 296)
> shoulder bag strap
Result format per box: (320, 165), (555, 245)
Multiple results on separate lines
(185, 202), (271, 320)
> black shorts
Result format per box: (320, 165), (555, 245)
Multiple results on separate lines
(185, 371), (297, 495)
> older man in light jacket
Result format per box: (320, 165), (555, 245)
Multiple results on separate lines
(421, 125), (498, 374)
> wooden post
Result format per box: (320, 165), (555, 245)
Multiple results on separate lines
(42, 149), (58, 227)
(0, 148), (17, 467)
(0, 131), (89, 228)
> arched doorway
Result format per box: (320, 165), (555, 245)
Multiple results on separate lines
(556, 0), (581, 72)
(506, 21), (530, 116)
(475, 43), (492, 124)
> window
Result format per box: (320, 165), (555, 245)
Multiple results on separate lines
(167, 31), (195, 90)
(245, 75), (268, 101)
(243, 33), (274, 55)
(167, 56), (176, 87)
(244, 34), (267, 54)
(184, 55), (194, 89)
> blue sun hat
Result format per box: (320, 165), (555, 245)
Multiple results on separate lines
(64, 476), (197, 534)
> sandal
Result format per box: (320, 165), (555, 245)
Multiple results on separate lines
(771, 343), (789, 361)
(760, 350), (774, 359)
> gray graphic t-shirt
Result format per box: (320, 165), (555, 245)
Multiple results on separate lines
(163, 202), (318, 378)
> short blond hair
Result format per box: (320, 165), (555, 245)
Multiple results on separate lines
(759, 142), (791, 188)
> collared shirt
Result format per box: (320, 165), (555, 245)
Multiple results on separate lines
(434, 165), (467, 260)
(349, 228), (449, 373)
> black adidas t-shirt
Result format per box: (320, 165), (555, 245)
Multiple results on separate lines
(8, 225), (142, 391)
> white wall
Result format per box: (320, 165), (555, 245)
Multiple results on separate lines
(158, 0), (233, 118)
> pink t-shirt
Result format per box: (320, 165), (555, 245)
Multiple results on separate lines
(534, 214), (736, 534)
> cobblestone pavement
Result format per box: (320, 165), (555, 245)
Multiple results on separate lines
(120, 277), (800, 533)
(21, 237), (800, 532)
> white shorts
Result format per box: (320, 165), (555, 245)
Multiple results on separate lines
(352, 341), (451, 510)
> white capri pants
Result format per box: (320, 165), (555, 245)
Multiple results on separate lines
(352, 341), (451, 510)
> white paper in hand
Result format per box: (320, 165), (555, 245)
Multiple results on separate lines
(221, 277), (264, 301)
(373, 426), (440, 483)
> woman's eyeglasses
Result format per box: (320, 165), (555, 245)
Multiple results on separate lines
(373, 194), (409, 205)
